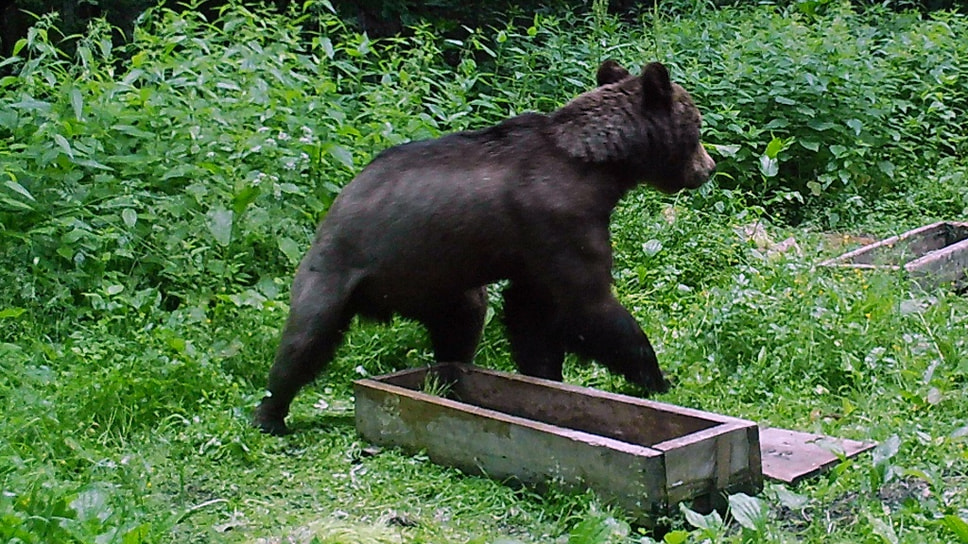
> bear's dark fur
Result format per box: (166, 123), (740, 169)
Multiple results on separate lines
(254, 60), (716, 435)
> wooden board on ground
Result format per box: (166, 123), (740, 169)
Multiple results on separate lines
(355, 363), (763, 525)
(759, 427), (875, 484)
(818, 221), (968, 290)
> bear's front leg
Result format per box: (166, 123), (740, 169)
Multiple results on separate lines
(562, 294), (670, 394)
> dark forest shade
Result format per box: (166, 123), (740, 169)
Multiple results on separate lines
(3, 0), (963, 59)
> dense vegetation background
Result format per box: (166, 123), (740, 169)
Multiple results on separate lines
(1, 0), (967, 542)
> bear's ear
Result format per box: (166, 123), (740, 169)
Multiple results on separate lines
(640, 62), (673, 110)
(596, 60), (631, 86)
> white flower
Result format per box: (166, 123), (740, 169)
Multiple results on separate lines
(299, 126), (314, 144)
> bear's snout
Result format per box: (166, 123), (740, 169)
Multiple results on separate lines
(686, 145), (716, 189)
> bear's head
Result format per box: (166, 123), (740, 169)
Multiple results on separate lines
(549, 60), (716, 194)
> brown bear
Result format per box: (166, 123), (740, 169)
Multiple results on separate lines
(254, 60), (715, 435)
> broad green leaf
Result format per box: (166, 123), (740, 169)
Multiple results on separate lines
(709, 143), (740, 157)
(356, 36), (371, 56)
(873, 434), (901, 466)
(942, 515), (968, 543)
(10, 97), (51, 111)
(62, 228), (89, 244)
(121, 523), (152, 544)
(642, 239), (663, 256)
(765, 136), (784, 159)
(680, 502), (723, 531)
(278, 237), (303, 264)
(0, 196), (34, 211)
(4, 180), (35, 201)
(71, 485), (112, 523)
(799, 140), (820, 152)
(878, 161), (895, 177)
(277, 183), (301, 194)
(759, 155), (778, 178)
(106, 285), (124, 295)
(829, 144), (848, 158)
(232, 185), (261, 216)
(54, 134), (75, 159)
(127, 51), (148, 67)
(764, 118), (790, 130)
(112, 124), (155, 139)
(207, 208), (234, 247)
(320, 37), (334, 59)
(163, 164), (196, 181)
(0, 307), (26, 319)
(773, 485), (809, 510)
(75, 158), (114, 171)
(728, 492), (767, 531)
(808, 120), (837, 131)
(567, 516), (615, 544)
(846, 118), (863, 135)
(326, 144), (354, 169)
(70, 87), (83, 121)
(12, 38), (26, 57)
(663, 530), (689, 544)
(122, 208), (137, 228)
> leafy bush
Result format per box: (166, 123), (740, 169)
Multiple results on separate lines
(660, 3), (968, 223)
(5, 0), (967, 316)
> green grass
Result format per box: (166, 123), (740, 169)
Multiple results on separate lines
(2, 1), (968, 543)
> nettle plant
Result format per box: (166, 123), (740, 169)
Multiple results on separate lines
(0, 2), (465, 313)
(3, 6), (329, 309)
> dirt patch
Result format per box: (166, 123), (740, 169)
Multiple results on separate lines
(776, 476), (936, 534)
(878, 477), (932, 511)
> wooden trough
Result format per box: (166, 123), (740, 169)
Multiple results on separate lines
(355, 363), (763, 523)
(818, 221), (968, 290)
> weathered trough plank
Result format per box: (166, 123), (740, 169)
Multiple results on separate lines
(759, 427), (875, 484)
(819, 221), (968, 290)
(355, 363), (763, 523)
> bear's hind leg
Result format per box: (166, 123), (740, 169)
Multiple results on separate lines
(503, 283), (565, 381)
(253, 269), (355, 435)
(422, 287), (487, 363)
